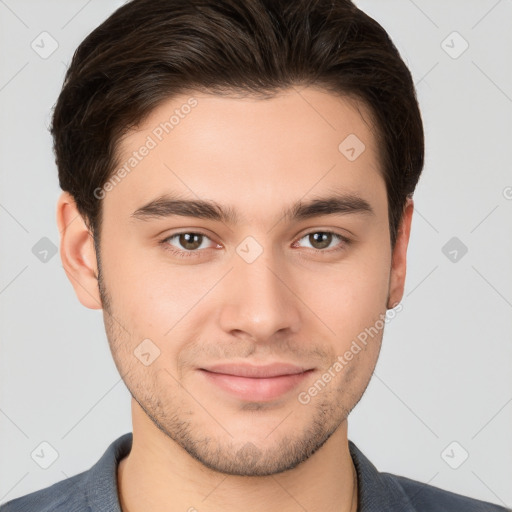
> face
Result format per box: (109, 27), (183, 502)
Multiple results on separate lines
(64, 87), (410, 476)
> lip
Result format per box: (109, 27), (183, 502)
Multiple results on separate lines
(199, 363), (314, 402)
(201, 362), (311, 378)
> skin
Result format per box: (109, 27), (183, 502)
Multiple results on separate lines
(57, 86), (413, 512)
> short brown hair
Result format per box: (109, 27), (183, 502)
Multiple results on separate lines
(51, 0), (424, 249)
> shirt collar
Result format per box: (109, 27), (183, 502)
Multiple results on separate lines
(81, 432), (132, 511)
(82, 433), (415, 512)
(349, 440), (416, 511)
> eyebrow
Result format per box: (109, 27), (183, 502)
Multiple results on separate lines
(131, 192), (374, 224)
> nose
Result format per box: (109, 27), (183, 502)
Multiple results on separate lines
(217, 244), (302, 343)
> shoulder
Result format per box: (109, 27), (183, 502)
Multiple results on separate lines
(0, 472), (87, 512)
(382, 472), (511, 512)
(348, 440), (510, 512)
(0, 433), (132, 512)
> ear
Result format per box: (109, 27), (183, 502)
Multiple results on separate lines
(387, 197), (414, 309)
(56, 191), (102, 309)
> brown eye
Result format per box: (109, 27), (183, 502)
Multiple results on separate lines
(178, 233), (203, 250)
(163, 232), (213, 255)
(294, 231), (350, 254)
(308, 232), (333, 250)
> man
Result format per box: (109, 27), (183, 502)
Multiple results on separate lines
(1, 0), (509, 511)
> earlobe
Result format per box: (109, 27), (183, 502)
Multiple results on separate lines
(56, 191), (102, 310)
(387, 197), (414, 309)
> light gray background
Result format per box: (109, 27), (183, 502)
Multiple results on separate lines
(1, 0), (511, 507)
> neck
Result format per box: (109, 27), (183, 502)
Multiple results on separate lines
(118, 400), (358, 512)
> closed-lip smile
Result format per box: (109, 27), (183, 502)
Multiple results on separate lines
(198, 362), (315, 401)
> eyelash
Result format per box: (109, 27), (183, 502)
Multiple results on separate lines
(159, 230), (351, 259)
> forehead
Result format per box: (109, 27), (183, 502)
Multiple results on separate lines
(105, 87), (386, 223)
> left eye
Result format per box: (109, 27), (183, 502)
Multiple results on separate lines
(294, 231), (348, 251)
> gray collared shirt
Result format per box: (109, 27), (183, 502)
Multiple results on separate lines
(1, 433), (510, 511)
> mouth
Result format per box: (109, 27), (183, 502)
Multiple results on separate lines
(198, 363), (315, 402)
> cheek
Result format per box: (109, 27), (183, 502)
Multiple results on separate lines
(101, 249), (222, 372)
(300, 253), (390, 337)
(101, 233), (205, 329)
(129, 265), (224, 331)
